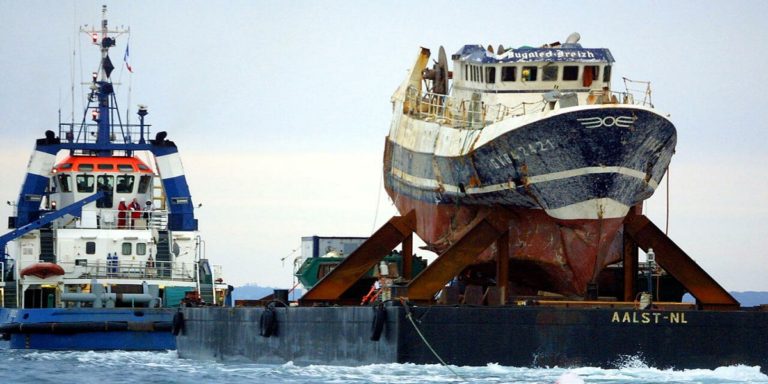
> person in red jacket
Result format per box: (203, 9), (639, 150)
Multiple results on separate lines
(129, 198), (142, 228)
(117, 198), (128, 229)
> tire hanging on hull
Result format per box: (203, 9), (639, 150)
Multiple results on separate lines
(370, 304), (386, 341)
(259, 307), (278, 337)
(171, 311), (186, 336)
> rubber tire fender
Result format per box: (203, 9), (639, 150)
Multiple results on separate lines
(370, 304), (386, 341)
(259, 307), (277, 337)
(171, 312), (185, 336)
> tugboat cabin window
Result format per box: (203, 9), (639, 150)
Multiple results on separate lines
(78, 164), (94, 172)
(98, 164), (114, 171)
(522, 66), (537, 81)
(60, 163), (73, 170)
(122, 242), (132, 256)
(85, 241), (96, 255)
(96, 175), (114, 208)
(57, 174), (72, 193)
(136, 243), (147, 256)
(116, 175), (135, 193)
(563, 66), (579, 81)
(542, 65), (558, 81)
(118, 164), (134, 172)
(485, 67), (496, 84)
(137, 175), (152, 194)
(138, 164), (150, 171)
(76, 174), (95, 193)
(464, 64), (468, 81)
(603, 65), (612, 82)
(501, 66), (516, 82)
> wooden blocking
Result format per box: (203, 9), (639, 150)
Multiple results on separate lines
(485, 286), (503, 306)
(438, 286), (460, 305)
(462, 285), (484, 305)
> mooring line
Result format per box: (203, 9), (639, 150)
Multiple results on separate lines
(401, 299), (464, 381)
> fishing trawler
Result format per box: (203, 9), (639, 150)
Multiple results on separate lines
(383, 33), (676, 297)
(0, 6), (229, 350)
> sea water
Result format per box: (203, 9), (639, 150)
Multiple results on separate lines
(0, 341), (765, 383)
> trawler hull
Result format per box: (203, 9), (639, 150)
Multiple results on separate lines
(384, 105), (676, 295)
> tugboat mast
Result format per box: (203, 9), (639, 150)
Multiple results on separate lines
(78, 5), (130, 156)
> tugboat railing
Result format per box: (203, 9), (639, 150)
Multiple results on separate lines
(58, 260), (203, 282)
(58, 122), (152, 145)
(51, 209), (169, 230)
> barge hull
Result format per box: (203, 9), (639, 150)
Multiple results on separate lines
(177, 305), (768, 371)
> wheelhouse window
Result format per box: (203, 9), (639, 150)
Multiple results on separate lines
(57, 174), (72, 193)
(96, 175), (114, 208)
(501, 66), (516, 82)
(464, 64), (468, 81)
(563, 66), (579, 81)
(542, 65), (558, 81)
(485, 67), (496, 84)
(603, 65), (612, 82)
(76, 174), (95, 193)
(121, 242), (132, 256)
(522, 66), (537, 81)
(85, 241), (96, 255)
(116, 175), (135, 193)
(582, 65), (599, 86)
(98, 164), (114, 171)
(137, 175), (152, 194)
(118, 164), (134, 172)
(78, 164), (94, 172)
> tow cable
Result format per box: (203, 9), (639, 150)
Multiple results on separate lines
(400, 298), (463, 381)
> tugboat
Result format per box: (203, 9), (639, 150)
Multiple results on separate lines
(0, 6), (230, 350)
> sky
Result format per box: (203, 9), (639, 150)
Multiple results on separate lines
(1, 1), (767, 292)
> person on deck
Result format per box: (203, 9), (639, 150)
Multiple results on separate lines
(117, 198), (128, 229)
(129, 198), (142, 228)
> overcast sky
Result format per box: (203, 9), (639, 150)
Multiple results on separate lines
(1, 1), (767, 292)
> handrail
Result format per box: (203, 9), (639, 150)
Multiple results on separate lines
(403, 82), (654, 129)
(58, 122), (152, 145)
(57, 259), (194, 281)
(51, 209), (169, 230)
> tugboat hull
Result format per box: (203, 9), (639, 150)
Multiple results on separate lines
(0, 308), (175, 350)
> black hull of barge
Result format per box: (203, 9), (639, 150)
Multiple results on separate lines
(177, 305), (768, 371)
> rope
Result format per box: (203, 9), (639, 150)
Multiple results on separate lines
(371, 175), (384, 234)
(665, 167), (670, 235)
(400, 299), (463, 380)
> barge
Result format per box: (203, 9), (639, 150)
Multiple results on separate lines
(176, 35), (768, 371)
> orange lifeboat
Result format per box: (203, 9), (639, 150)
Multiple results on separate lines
(20, 262), (65, 279)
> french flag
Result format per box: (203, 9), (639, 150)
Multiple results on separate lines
(124, 43), (133, 73)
